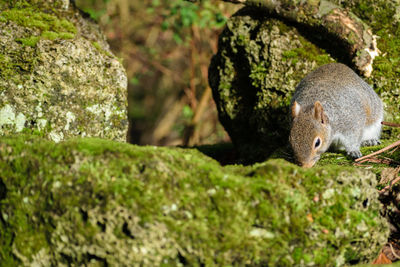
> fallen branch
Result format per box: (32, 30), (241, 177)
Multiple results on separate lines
(382, 121), (400, 128)
(389, 242), (400, 260)
(357, 157), (399, 165)
(353, 162), (372, 167)
(389, 146), (399, 155)
(355, 140), (400, 162)
(379, 176), (400, 193)
(382, 157), (400, 164)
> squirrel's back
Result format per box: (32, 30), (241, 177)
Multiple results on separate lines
(292, 63), (382, 129)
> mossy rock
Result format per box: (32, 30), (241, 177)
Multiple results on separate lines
(0, 0), (128, 142)
(209, 3), (400, 161)
(209, 8), (335, 161)
(0, 134), (388, 266)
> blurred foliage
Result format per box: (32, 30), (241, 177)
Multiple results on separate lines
(160, 0), (227, 43)
(74, 0), (237, 146)
(75, 0), (109, 20)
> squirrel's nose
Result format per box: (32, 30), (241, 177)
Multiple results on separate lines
(300, 161), (315, 168)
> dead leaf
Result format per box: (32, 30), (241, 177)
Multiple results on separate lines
(381, 242), (400, 262)
(372, 251), (392, 264)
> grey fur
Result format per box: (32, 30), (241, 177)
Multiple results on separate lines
(290, 63), (383, 167)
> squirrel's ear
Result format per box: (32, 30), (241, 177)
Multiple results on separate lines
(314, 101), (327, 124)
(292, 101), (301, 118)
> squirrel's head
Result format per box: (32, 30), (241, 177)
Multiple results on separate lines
(289, 101), (331, 168)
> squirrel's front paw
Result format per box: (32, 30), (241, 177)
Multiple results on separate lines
(347, 150), (362, 159)
(361, 139), (381, 147)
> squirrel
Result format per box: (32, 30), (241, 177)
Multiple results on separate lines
(289, 63), (383, 168)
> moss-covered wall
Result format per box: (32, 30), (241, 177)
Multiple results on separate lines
(0, 134), (388, 266)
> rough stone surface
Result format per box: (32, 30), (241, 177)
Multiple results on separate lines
(0, 134), (389, 266)
(0, 0), (128, 142)
(209, 3), (400, 161)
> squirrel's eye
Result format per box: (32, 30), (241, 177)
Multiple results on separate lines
(314, 138), (321, 148)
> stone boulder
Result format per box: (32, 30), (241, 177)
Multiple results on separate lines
(0, 0), (128, 142)
(0, 134), (388, 266)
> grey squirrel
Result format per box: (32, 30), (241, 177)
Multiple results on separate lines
(289, 63), (383, 168)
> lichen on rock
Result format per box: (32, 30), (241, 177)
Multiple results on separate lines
(0, 0), (128, 142)
(0, 134), (389, 266)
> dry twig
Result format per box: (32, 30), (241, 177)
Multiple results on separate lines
(389, 242), (400, 260)
(355, 140), (400, 162)
(357, 157), (400, 165)
(382, 121), (400, 128)
(379, 176), (400, 193)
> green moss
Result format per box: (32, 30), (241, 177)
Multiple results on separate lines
(91, 41), (113, 58)
(16, 36), (40, 47)
(249, 63), (268, 87)
(0, 6), (76, 48)
(0, 8), (76, 34)
(92, 41), (101, 50)
(0, 48), (37, 80)
(282, 50), (298, 59)
(41, 30), (59, 40)
(58, 32), (74, 39)
(41, 31), (74, 41)
(283, 36), (334, 66)
(0, 53), (13, 78)
(0, 134), (388, 266)
(20, 127), (47, 137)
(0, 1), (79, 81)
(59, 18), (76, 34)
